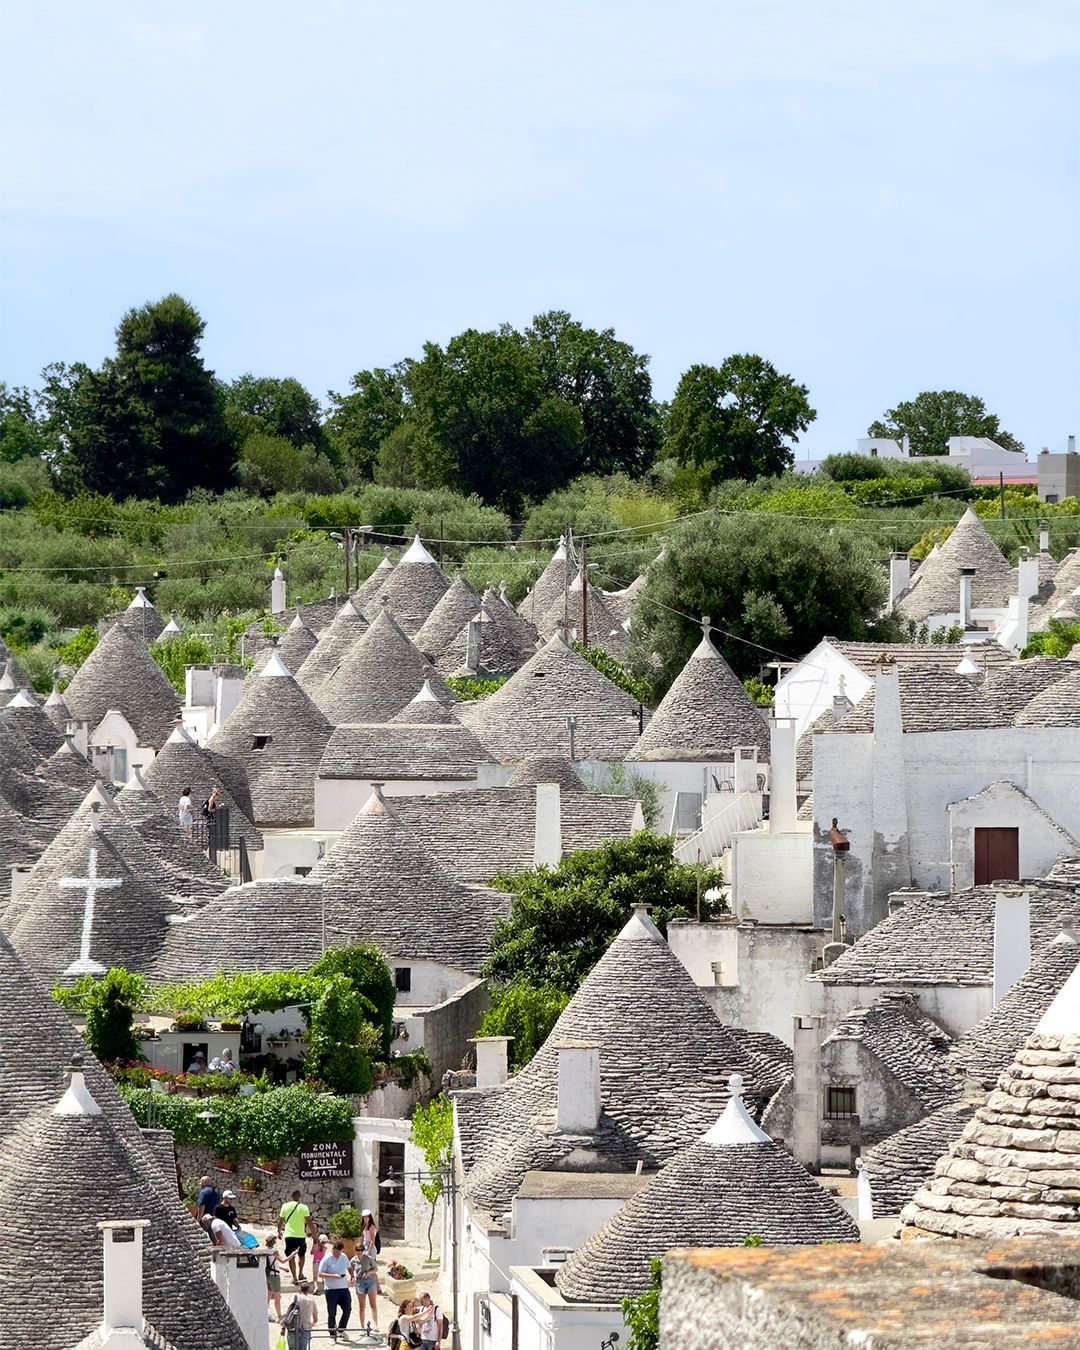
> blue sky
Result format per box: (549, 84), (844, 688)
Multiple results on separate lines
(1, 1), (1077, 460)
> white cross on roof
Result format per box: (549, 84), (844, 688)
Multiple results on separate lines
(59, 845), (122, 977)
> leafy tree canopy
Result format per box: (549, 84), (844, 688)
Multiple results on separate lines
(868, 389), (1023, 456)
(484, 832), (723, 995)
(629, 512), (893, 692)
(221, 374), (324, 452)
(477, 982), (569, 1069)
(666, 355), (815, 480)
(325, 366), (408, 479)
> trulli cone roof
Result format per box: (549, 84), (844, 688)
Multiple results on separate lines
(315, 603), (453, 724)
(374, 534), (450, 635)
(63, 622), (181, 747)
(143, 723), (262, 849)
(294, 597), (370, 695)
(517, 537), (572, 631)
(897, 507), (1014, 622)
(353, 552), (395, 610)
(415, 574), (483, 659)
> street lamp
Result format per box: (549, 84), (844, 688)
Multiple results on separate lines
(379, 1165), (461, 1350)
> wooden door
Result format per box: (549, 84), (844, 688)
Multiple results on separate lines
(974, 827), (1020, 886)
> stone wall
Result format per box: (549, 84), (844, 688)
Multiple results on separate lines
(178, 1143), (355, 1228)
(415, 977), (490, 1083)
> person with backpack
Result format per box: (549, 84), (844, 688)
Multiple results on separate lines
(280, 1279), (318, 1350)
(388, 1299), (422, 1350)
(416, 1291), (448, 1350)
(361, 1209), (380, 1257)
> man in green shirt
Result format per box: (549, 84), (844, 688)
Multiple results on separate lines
(277, 1189), (317, 1283)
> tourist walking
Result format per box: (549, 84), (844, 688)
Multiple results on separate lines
(388, 1299), (421, 1350)
(265, 1234), (286, 1320)
(278, 1189), (317, 1283)
(177, 787), (194, 835)
(280, 1279), (319, 1350)
(350, 1244), (380, 1330)
(319, 1239), (352, 1342)
(361, 1208), (380, 1256)
(215, 1190), (239, 1230)
(194, 1175), (220, 1223)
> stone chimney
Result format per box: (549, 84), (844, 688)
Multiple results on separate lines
(210, 1246), (266, 1349)
(533, 783), (562, 866)
(1070, 435), (1077, 455)
(733, 746), (759, 795)
(464, 617), (481, 674)
(888, 552), (911, 607)
(98, 1219), (148, 1345)
(994, 890), (1031, 1004)
(768, 718), (797, 834)
(870, 654), (911, 923)
(270, 567), (286, 617)
(471, 1036), (512, 1088)
(555, 1041), (601, 1133)
(959, 567), (975, 628)
(1017, 547), (1040, 600)
(1040, 519), (1050, 553)
(791, 1015), (822, 1171)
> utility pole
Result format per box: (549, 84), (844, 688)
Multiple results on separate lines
(580, 539), (588, 649)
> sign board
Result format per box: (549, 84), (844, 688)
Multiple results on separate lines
(298, 1140), (354, 1180)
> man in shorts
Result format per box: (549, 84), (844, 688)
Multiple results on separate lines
(278, 1189), (317, 1282)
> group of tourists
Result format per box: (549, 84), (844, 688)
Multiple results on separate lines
(273, 1191), (431, 1347)
(177, 784), (221, 836)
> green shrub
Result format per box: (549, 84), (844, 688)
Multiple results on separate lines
(477, 982), (570, 1069)
(622, 1257), (661, 1350)
(79, 969), (147, 1064)
(445, 675), (508, 701)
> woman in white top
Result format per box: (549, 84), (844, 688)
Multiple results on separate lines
(177, 787), (194, 834)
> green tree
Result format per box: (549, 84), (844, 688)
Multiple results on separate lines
(629, 512), (892, 692)
(477, 982), (570, 1069)
(325, 367), (408, 479)
(48, 296), (234, 502)
(622, 1257), (662, 1350)
(666, 355), (815, 480)
(524, 311), (660, 476)
(81, 968), (147, 1064)
(0, 383), (57, 463)
(485, 832), (723, 995)
(409, 1095), (454, 1260)
(310, 943), (396, 1058)
(408, 329), (583, 510)
(221, 374), (324, 451)
(304, 974), (375, 1096)
(236, 431), (340, 495)
(868, 390), (1023, 456)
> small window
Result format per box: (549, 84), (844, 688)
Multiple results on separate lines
(252, 735), (271, 751)
(394, 967), (412, 992)
(826, 1085), (856, 1119)
(294, 866), (311, 877)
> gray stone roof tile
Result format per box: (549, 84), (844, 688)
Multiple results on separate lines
(353, 553), (395, 611)
(318, 698), (494, 782)
(896, 507), (1015, 622)
(437, 593), (539, 678)
(143, 725), (263, 850)
(5, 692), (65, 759)
(252, 611), (319, 674)
(825, 993), (959, 1114)
(455, 911), (780, 1221)
(0, 638), (32, 691)
(456, 633), (645, 761)
(825, 664), (1006, 734)
(211, 654), (332, 826)
(314, 604), (453, 724)
(627, 629), (770, 762)
(414, 574), (483, 661)
(517, 540), (571, 632)
(1014, 666), (1080, 727)
(294, 598), (370, 695)
(64, 623), (181, 748)
(983, 656), (1072, 719)
(373, 537), (450, 636)
(860, 1099), (979, 1217)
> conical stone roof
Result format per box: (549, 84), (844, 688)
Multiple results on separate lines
(374, 534), (450, 636)
(253, 610), (319, 674)
(984, 656), (1072, 720)
(0, 1059), (248, 1350)
(0, 638), (31, 691)
(143, 723), (263, 849)
(484, 584), (540, 652)
(42, 680), (72, 729)
(415, 574), (483, 660)
(353, 552), (394, 611)
(295, 597), (370, 695)
(43, 737), (103, 793)
(315, 603), (453, 724)
(8, 817), (177, 981)
(456, 632), (645, 761)
(627, 624), (770, 761)
(555, 1074), (859, 1303)
(438, 592), (539, 677)
(504, 754), (585, 792)
(1014, 667), (1080, 727)
(105, 585), (167, 643)
(902, 956), (1080, 1238)
(897, 506), (1015, 622)
(63, 622), (181, 747)
(542, 570), (627, 659)
(309, 786), (508, 970)
(518, 536), (572, 631)
(456, 909), (773, 1220)
(211, 654), (332, 825)
(115, 772), (233, 893)
(5, 688), (64, 759)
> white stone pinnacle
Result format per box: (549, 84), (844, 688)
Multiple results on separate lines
(702, 1074), (773, 1146)
(54, 1068), (102, 1117)
(401, 533), (437, 565)
(259, 652), (293, 679)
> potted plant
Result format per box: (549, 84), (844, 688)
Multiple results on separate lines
(327, 1206), (364, 1258)
(181, 1175), (201, 1218)
(384, 1259), (416, 1302)
(239, 1176), (260, 1193)
(212, 1155), (238, 1173)
(255, 1158), (280, 1175)
(219, 1019), (242, 1032)
(172, 1011), (208, 1033)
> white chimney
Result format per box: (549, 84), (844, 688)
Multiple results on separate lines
(270, 567), (286, 617)
(1040, 519), (1050, 553)
(98, 1219), (148, 1341)
(888, 552), (911, 606)
(1017, 547), (1040, 600)
(534, 783), (562, 866)
(994, 890), (1031, 1004)
(791, 1015), (822, 1170)
(210, 1247), (266, 1349)
(733, 746), (759, 795)
(1070, 435), (1077, 455)
(471, 1036), (512, 1088)
(959, 567), (975, 627)
(555, 1041), (601, 1133)
(768, 718), (797, 834)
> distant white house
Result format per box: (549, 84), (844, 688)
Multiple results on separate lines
(796, 435), (1037, 485)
